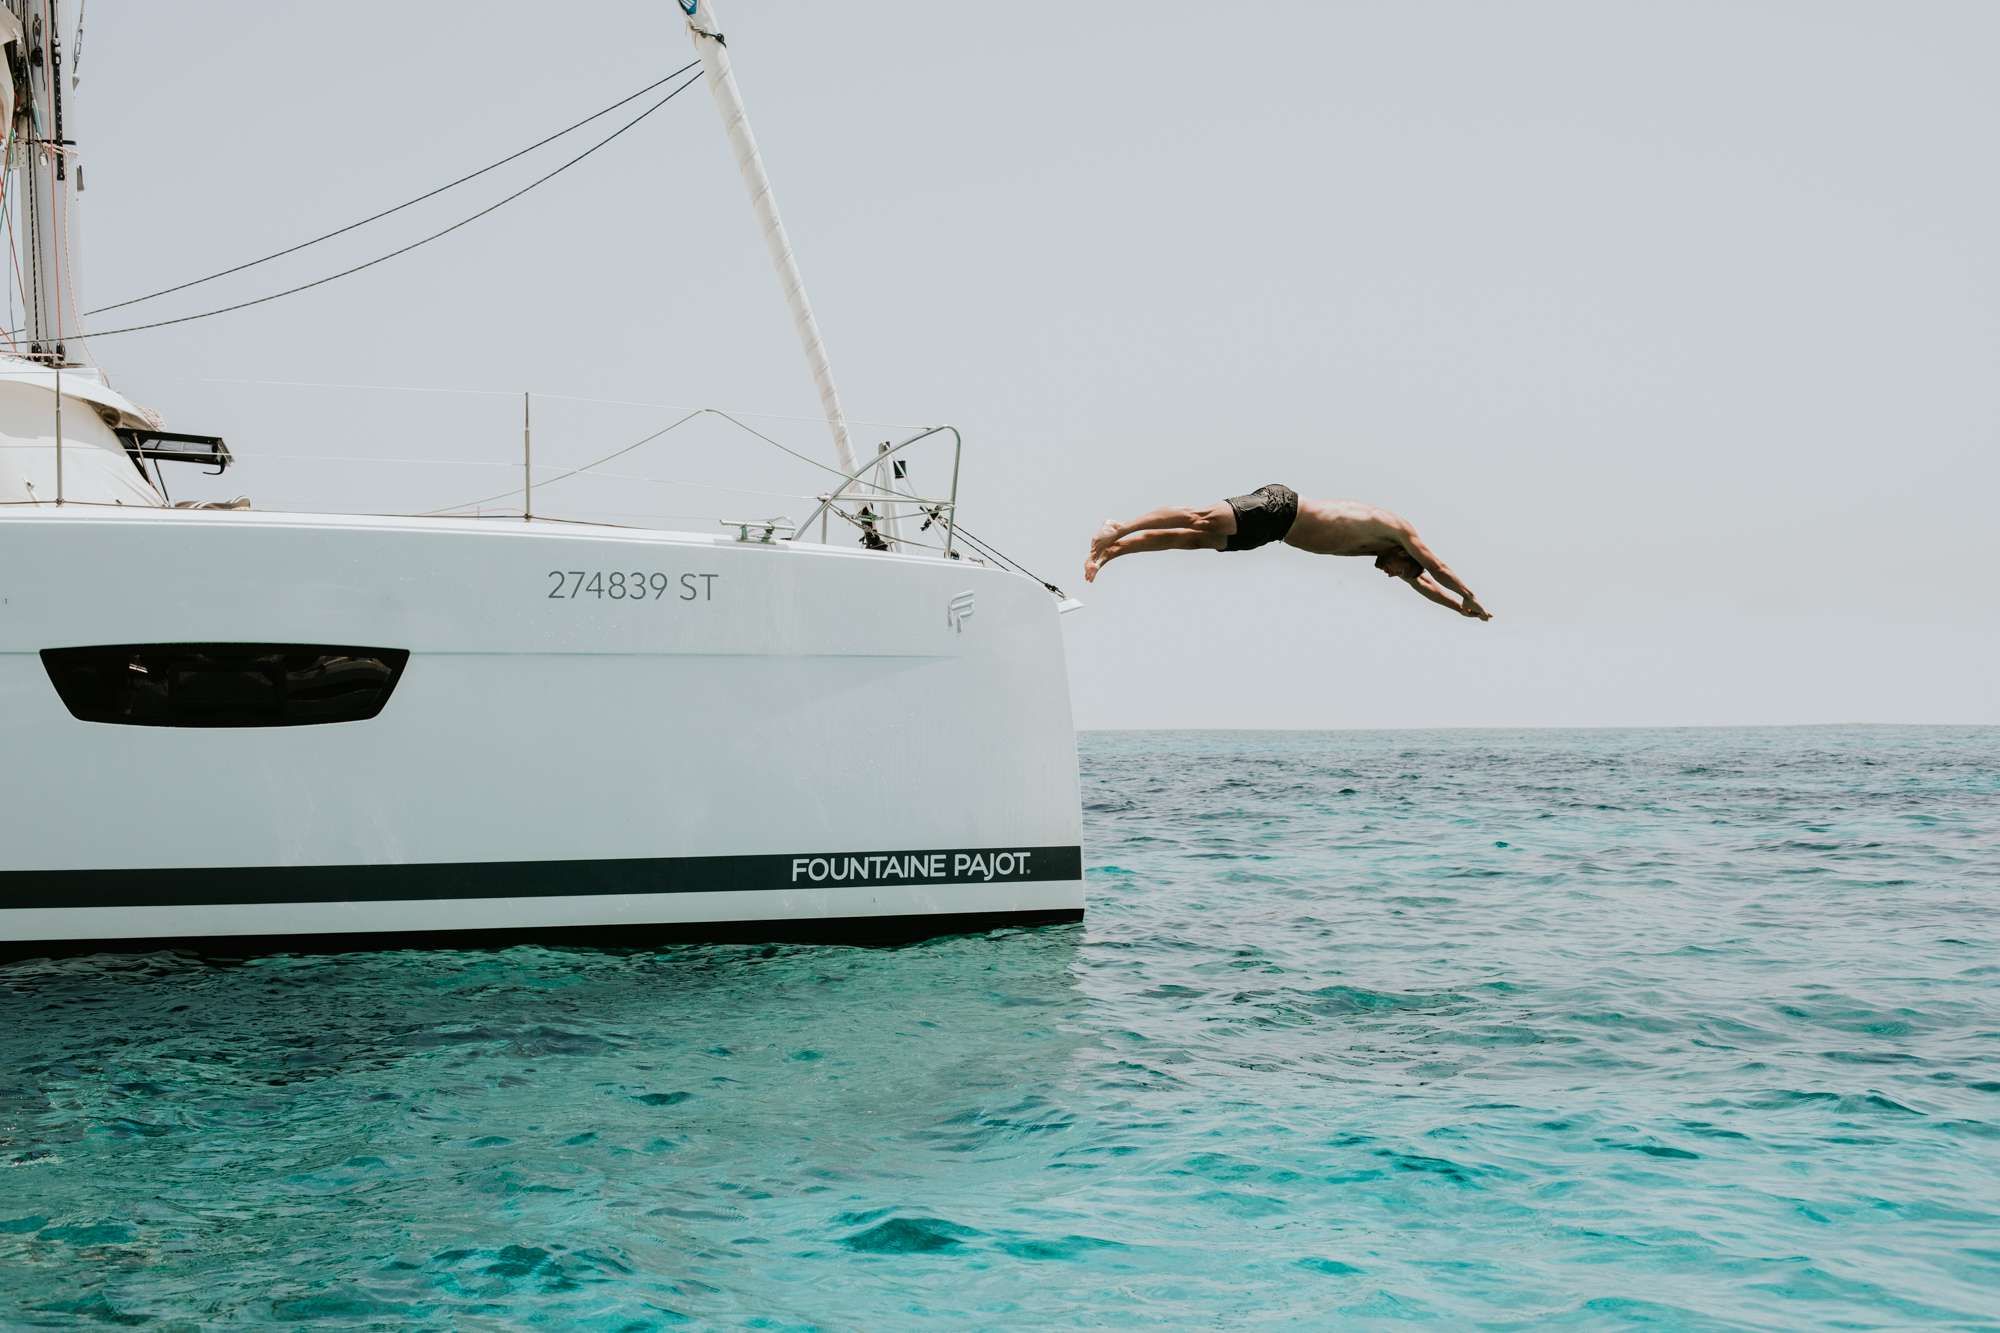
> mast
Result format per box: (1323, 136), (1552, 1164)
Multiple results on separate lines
(7, 0), (86, 366)
(680, 0), (857, 477)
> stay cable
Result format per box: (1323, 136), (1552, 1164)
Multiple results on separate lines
(69, 67), (706, 342)
(80, 63), (699, 320)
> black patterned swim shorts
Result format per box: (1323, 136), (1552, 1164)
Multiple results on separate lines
(1222, 484), (1299, 552)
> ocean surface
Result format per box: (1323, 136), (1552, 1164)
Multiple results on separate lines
(2, 727), (1997, 1328)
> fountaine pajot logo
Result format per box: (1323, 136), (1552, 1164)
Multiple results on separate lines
(679, 0), (698, 14)
(947, 591), (975, 634)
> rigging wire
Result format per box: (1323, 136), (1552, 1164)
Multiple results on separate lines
(1, 176), (17, 348)
(949, 521), (1069, 597)
(78, 63), (699, 320)
(812, 494), (1064, 595)
(193, 376), (933, 432)
(56, 67), (706, 343)
(422, 410), (707, 514)
(416, 403), (1071, 594)
(422, 407), (854, 515)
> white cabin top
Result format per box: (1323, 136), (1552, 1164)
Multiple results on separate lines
(0, 355), (159, 430)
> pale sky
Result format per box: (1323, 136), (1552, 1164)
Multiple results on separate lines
(65, 2), (1999, 728)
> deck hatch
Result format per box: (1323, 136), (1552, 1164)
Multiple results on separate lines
(41, 644), (410, 727)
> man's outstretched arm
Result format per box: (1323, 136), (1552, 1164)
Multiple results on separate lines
(1402, 573), (1492, 620)
(1402, 532), (1489, 616)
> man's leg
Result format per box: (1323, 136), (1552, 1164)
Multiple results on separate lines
(1085, 525), (1224, 582)
(1098, 504), (1209, 541)
(1087, 503), (1233, 580)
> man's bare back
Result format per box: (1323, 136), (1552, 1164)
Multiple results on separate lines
(1083, 483), (1492, 620)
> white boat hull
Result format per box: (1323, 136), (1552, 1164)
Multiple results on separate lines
(0, 510), (1084, 951)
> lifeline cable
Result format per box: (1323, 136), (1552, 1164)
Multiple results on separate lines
(417, 398), (1072, 599)
(77, 64), (699, 320)
(950, 521), (1064, 594)
(821, 501), (1064, 599)
(57, 67), (706, 343)
(422, 407), (854, 516)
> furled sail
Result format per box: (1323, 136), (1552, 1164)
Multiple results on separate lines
(680, 0), (857, 477)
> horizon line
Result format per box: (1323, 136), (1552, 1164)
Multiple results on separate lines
(1079, 721), (1998, 733)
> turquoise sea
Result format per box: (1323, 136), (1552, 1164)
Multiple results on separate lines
(3, 727), (1997, 1328)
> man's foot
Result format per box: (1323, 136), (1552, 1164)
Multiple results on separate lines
(1084, 519), (1119, 583)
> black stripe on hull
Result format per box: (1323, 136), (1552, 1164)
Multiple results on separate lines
(0, 908), (1085, 963)
(0, 845), (1084, 911)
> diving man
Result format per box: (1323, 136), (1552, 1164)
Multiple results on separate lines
(1083, 484), (1493, 620)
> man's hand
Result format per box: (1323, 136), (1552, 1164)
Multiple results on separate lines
(1404, 573), (1494, 620)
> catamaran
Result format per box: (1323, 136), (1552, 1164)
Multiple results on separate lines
(0, 0), (1084, 953)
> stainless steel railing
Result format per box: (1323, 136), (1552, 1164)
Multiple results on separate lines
(792, 425), (962, 558)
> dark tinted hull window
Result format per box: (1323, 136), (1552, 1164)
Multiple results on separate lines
(42, 645), (410, 727)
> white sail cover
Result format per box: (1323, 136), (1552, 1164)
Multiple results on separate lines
(681, 0), (858, 477)
(0, 11), (22, 166)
